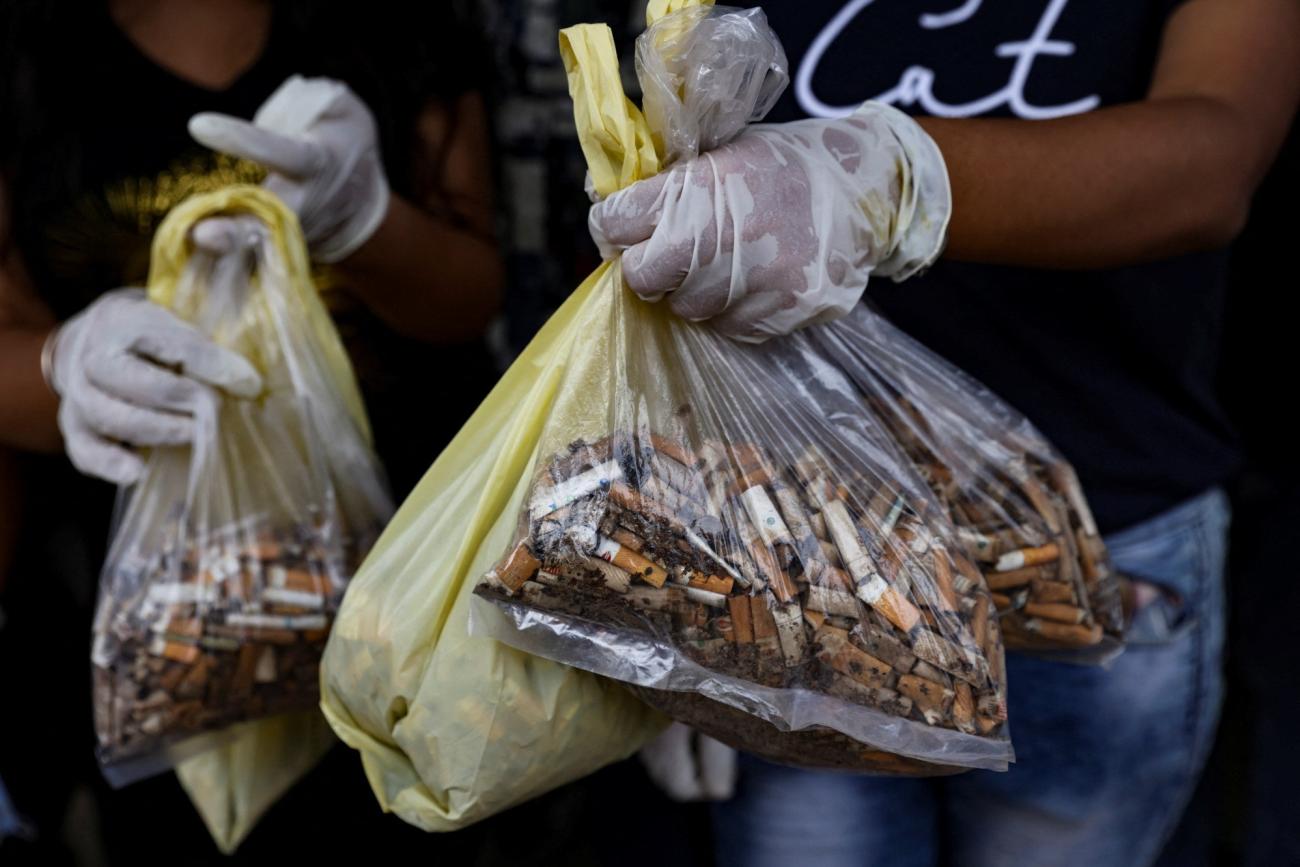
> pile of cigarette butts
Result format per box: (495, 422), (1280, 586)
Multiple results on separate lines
(479, 431), (1009, 773)
(874, 398), (1125, 652)
(93, 517), (361, 766)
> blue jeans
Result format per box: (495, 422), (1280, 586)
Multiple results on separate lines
(714, 488), (1230, 867)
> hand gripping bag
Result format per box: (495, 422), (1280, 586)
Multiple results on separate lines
(467, 3), (1011, 776)
(90, 186), (391, 834)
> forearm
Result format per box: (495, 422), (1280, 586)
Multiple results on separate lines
(919, 0), (1299, 271)
(0, 325), (61, 452)
(333, 193), (503, 343)
(920, 98), (1259, 269)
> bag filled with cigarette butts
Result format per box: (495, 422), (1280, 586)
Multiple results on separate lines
(91, 186), (393, 786)
(465, 2), (1013, 775)
(804, 310), (1126, 661)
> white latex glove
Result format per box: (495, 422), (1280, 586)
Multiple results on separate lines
(49, 289), (262, 485)
(639, 722), (738, 802)
(188, 75), (390, 263)
(589, 102), (951, 342)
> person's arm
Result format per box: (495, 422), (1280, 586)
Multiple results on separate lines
(924, 0), (1300, 269)
(0, 179), (61, 452)
(332, 91), (503, 343)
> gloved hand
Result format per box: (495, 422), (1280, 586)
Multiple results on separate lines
(189, 75), (390, 263)
(589, 102), (951, 342)
(49, 289), (262, 485)
(639, 722), (738, 802)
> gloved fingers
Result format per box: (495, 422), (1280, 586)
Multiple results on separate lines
(60, 408), (145, 486)
(190, 216), (263, 256)
(87, 352), (210, 415)
(189, 112), (323, 178)
(639, 723), (704, 802)
(696, 735), (738, 801)
(589, 169), (674, 249)
(74, 384), (194, 448)
(128, 311), (262, 398)
(620, 236), (694, 303)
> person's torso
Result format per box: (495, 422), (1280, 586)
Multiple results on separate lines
(756, 0), (1239, 532)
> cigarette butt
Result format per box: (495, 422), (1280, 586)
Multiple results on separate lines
(740, 485), (795, 548)
(772, 601), (807, 667)
(750, 594), (779, 643)
(729, 596), (754, 643)
(803, 609), (826, 631)
(728, 443), (769, 474)
(824, 500), (873, 583)
(990, 592), (1012, 610)
(972, 595), (990, 652)
(493, 543), (540, 592)
(911, 660), (950, 684)
(645, 433), (695, 468)
(768, 563), (799, 604)
(581, 555), (633, 593)
(684, 586), (728, 609)
(747, 541), (784, 588)
(911, 628), (986, 686)
(1076, 527), (1105, 581)
(952, 681), (975, 734)
(985, 564), (1045, 590)
(155, 640), (201, 665)
(1050, 461), (1099, 537)
(156, 617), (203, 640)
(610, 527), (646, 552)
(1017, 472), (1063, 534)
(977, 691), (1009, 721)
(1031, 579), (1077, 604)
(728, 467), (774, 498)
(815, 626), (892, 688)
(1023, 602), (1086, 624)
(897, 674), (954, 726)
(805, 585), (861, 618)
(595, 536), (668, 588)
(275, 568), (326, 595)
(252, 536), (281, 561)
(1024, 618), (1103, 646)
(931, 550), (958, 611)
(956, 527), (995, 557)
(529, 459), (623, 520)
(688, 574), (734, 595)
(995, 543), (1060, 572)
(302, 628), (330, 643)
(809, 511), (828, 541)
(976, 716), (1001, 736)
(856, 577), (921, 634)
(857, 622), (918, 672)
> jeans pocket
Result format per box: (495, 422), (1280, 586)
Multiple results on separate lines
(1107, 519), (1206, 646)
(1123, 574), (1195, 645)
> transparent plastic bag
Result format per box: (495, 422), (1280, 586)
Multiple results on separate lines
(636, 4), (789, 166)
(91, 187), (392, 784)
(469, 4), (1010, 775)
(807, 308), (1125, 660)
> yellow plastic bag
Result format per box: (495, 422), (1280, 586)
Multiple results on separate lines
(175, 711), (335, 853)
(101, 186), (388, 850)
(314, 2), (726, 833)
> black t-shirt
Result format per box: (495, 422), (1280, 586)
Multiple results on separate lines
(757, 0), (1239, 533)
(7, 3), (498, 495)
